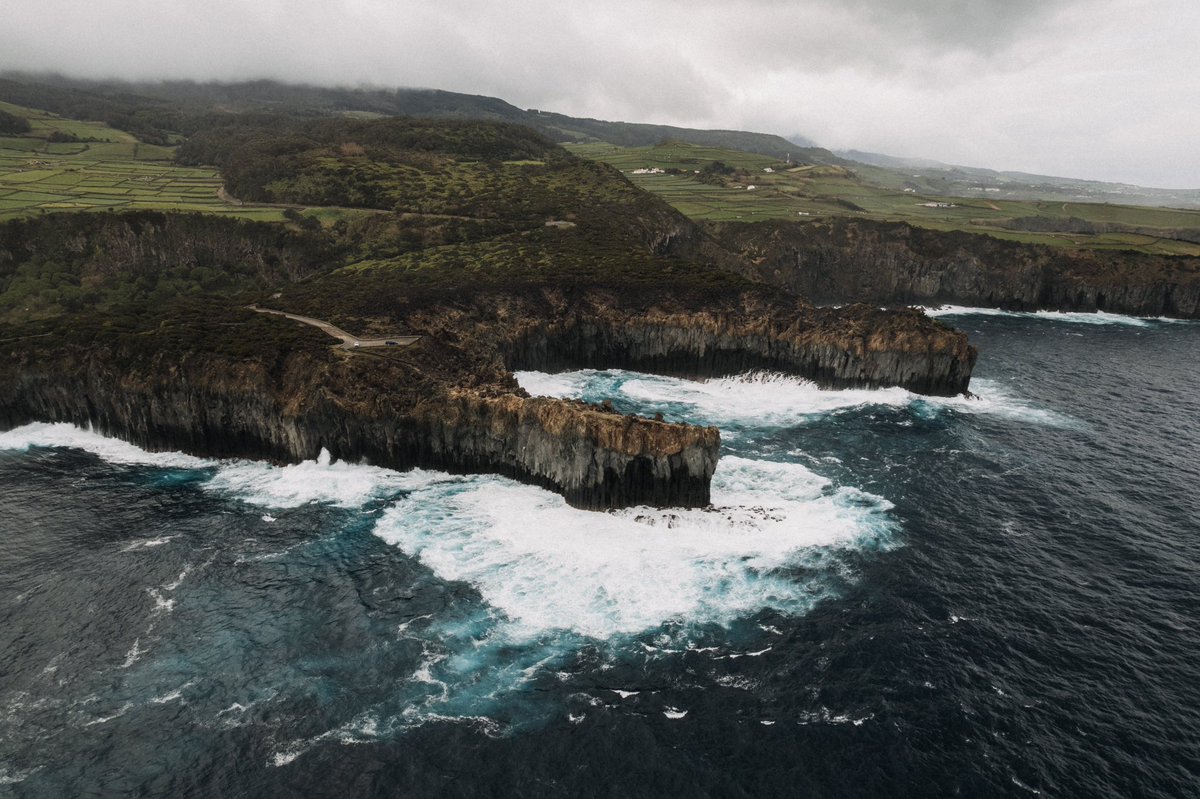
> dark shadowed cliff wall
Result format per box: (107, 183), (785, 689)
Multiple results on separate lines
(714, 219), (1200, 318)
(0, 347), (718, 510)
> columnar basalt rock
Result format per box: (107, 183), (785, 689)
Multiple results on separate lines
(0, 288), (975, 510)
(714, 219), (1200, 318)
(0, 349), (719, 510)
(496, 291), (975, 396)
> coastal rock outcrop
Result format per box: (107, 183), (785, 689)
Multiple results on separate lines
(714, 219), (1200, 318)
(0, 287), (975, 509)
(0, 346), (718, 510)
(495, 289), (975, 395)
(0, 198), (979, 510)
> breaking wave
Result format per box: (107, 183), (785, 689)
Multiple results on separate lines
(919, 305), (1186, 327)
(517, 369), (1075, 428)
(371, 455), (894, 641)
(0, 422), (211, 468)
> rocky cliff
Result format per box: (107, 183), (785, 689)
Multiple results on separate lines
(0, 341), (718, 510)
(713, 219), (1200, 318)
(494, 289), (974, 395)
(0, 125), (982, 511)
(0, 286), (975, 509)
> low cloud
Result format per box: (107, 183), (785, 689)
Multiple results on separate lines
(1, 0), (1196, 187)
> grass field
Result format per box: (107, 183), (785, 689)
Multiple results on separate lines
(3, 98), (1196, 258)
(568, 141), (1200, 256)
(0, 101), (361, 224)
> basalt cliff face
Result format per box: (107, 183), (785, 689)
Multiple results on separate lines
(0, 286), (975, 510)
(0, 112), (981, 511)
(493, 289), (974, 395)
(714, 219), (1200, 318)
(0, 338), (718, 510)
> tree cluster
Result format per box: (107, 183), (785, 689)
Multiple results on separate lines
(0, 108), (31, 134)
(176, 116), (559, 209)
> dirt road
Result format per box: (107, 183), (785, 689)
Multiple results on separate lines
(249, 306), (420, 350)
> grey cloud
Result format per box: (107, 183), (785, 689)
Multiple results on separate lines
(0, 0), (1196, 187)
(840, 0), (1077, 47)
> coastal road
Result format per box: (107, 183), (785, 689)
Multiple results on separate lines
(249, 306), (421, 350)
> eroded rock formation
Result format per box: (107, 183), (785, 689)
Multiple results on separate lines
(0, 287), (975, 509)
(715, 219), (1200, 318)
(495, 289), (974, 395)
(0, 349), (718, 510)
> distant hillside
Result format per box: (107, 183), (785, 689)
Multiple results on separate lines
(568, 140), (1200, 257)
(0, 73), (816, 160)
(839, 149), (1200, 209)
(528, 109), (816, 157)
(6, 73), (1193, 207)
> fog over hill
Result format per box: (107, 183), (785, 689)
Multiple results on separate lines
(1, 0), (1197, 188)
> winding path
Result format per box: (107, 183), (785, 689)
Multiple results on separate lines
(249, 306), (420, 350)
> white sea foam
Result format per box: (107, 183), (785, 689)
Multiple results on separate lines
(82, 702), (133, 727)
(372, 455), (894, 640)
(120, 536), (178, 552)
(122, 638), (145, 668)
(921, 305), (1158, 327)
(923, 379), (1076, 427)
(146, 588), (175, 614)
(162, 565), (191, 592)
(517, 369), (1071, 428)
(4, 391), (900, 653)
(398, 712), (505, 737)
(149, 680), (195, 705)
(0, 422), (211, 467)
(795, 708), (875, 726)
(268, 744), (307, 768)
(0, 424), (425, 509)
(0, 766), (39, 785)
(202, 448), (416, 509)
(396, 614), (434, 635)
(272, 711), (395, 759)
(268, 712), (392, 765)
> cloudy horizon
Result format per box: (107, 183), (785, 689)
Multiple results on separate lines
(2, 0), (1198, 188)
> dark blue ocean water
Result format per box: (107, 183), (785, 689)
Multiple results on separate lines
(2, 309), (1199, 798)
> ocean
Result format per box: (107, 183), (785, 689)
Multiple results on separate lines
(1, 309), (1198, 798)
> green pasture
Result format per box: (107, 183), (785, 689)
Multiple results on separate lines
(0, 101), (365, 225)
(568, 141), (1200, 256)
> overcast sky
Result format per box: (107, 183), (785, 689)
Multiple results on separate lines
(3, 0), (1198, 187)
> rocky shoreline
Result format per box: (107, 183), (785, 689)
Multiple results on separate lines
(714, 219), (1200, 318)
(0, 288), (976, 510)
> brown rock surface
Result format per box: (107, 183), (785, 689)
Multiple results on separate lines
(715, 218), (1200, 318)
(0, 285), (974, 509)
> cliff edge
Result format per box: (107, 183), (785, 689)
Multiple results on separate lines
(0, 278), (975, 509)
(714, 218), (1200, 318)
(0, 111), (980, 510)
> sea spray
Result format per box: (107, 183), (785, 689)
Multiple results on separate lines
(516, 369), (1076, 429)
(919, 305), (1169, 326)
(370, 456), (896, 640)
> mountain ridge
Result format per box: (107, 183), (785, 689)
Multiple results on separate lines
(10, 72), (1192, 206)
(0, 72), (818, 159)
